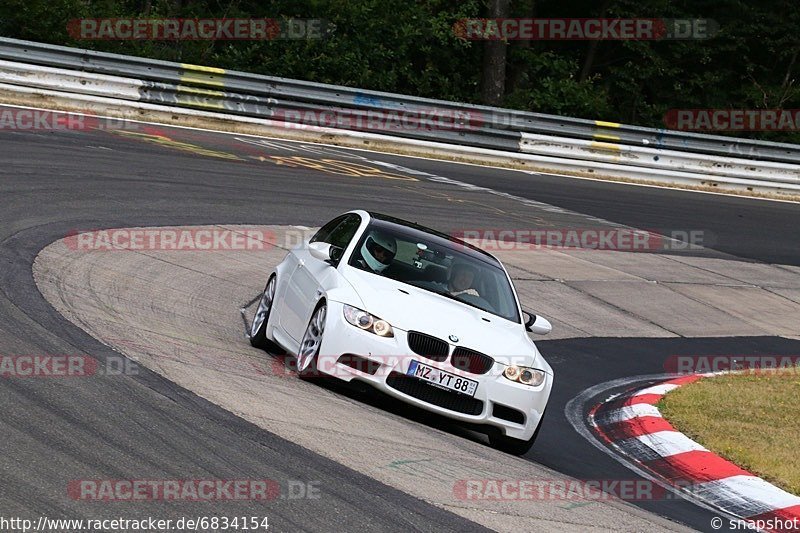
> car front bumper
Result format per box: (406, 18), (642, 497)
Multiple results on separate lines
(316, 301), (552, 441)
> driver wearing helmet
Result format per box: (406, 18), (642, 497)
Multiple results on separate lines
(357, 230), (397, 273)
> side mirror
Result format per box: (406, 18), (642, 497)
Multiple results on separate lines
(523, 311), (552, 335)
(308, 242), (343, 264)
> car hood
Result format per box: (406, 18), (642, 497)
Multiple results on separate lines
(339, 266), (546, 369)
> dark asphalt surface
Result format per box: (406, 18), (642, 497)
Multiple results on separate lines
(365, 152), (800, 266)
(0, 130), (489, 530)
(2, 106), (799, 532)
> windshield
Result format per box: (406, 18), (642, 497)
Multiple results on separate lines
(349, 222), (520, 323)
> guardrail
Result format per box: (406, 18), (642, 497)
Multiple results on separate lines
(1, 37), (799, 195)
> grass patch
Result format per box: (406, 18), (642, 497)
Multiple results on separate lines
(659, 370), (800, 495)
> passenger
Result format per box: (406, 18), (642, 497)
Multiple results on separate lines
(447, 262), (479, 297)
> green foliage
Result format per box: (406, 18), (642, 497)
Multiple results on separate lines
(504, 49), (611, 118)
(1, 0), (798, 141)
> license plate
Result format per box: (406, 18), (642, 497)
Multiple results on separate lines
(406, 360), (479, 397)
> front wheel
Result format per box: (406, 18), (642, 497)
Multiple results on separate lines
(297, 302), (326, 379)
(249, 276), (276, 348)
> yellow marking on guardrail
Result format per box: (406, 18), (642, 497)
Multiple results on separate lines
(176, 85), (225, 98)
(175, 84), (226, 110)
(593, 133), (621, 141)
(180, 63), (225, 87)
(590, 141), (622, 152)
(181, 64), (226, 74)
(175, 100), (226, 110)
(111, 130), (242, 160)
(595, 120), (621, 128)
(263, 156), (418, 181)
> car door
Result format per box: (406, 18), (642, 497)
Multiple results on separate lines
(280, 214), (362, 341)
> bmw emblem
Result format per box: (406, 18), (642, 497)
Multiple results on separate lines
(449, 334), (459, 343)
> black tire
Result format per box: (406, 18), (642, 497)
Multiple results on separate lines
(297, 301), (326, 380)
(249, 276), (276, 349)
(489, 408), (546, 456)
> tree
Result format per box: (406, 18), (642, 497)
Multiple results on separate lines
(481, 0), (509, 105)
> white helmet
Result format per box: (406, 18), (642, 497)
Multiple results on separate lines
(361, 231), (397, 272)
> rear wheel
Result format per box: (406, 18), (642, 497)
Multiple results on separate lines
(297, 302), (326, 379)
(489, 408), (546, 455)
(249, 276), (276, 348)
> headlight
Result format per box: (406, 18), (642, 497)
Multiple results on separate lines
(343, 305), (394, 337)
(503, 365), (545, 386)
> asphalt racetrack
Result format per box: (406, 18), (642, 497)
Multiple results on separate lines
(2, 105), (799, 532)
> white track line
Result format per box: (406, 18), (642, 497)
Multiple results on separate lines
(0, 102), (795, 204)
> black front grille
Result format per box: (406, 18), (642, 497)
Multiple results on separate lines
(451, 347), (494, 375)
(407, 331), (449, 362)
(386, 372), (484, 415)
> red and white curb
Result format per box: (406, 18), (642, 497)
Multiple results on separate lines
(589, 375), (800, 531)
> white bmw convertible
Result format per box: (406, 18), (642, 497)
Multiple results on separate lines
(249, 210), (553, 454)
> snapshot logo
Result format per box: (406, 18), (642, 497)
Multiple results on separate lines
(453, 18), (718, 41)
(451, 228), (707, 252)
(65, 228), (276, 252)
(665, 355), (800, 374)
(454, 478), (695, 501)
(276, 108), (483, 132)
(0, 109), (139, 131)
(665, 109), (800, 132)
(67, 18), (331, 40)
(67, 479), (320, 501)
(725, 517), (800, 531)
(0, 355), (136, 378)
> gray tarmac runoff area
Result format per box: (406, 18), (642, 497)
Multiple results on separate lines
(2, 104), (799, 532)
(34, 227), (694, 532)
